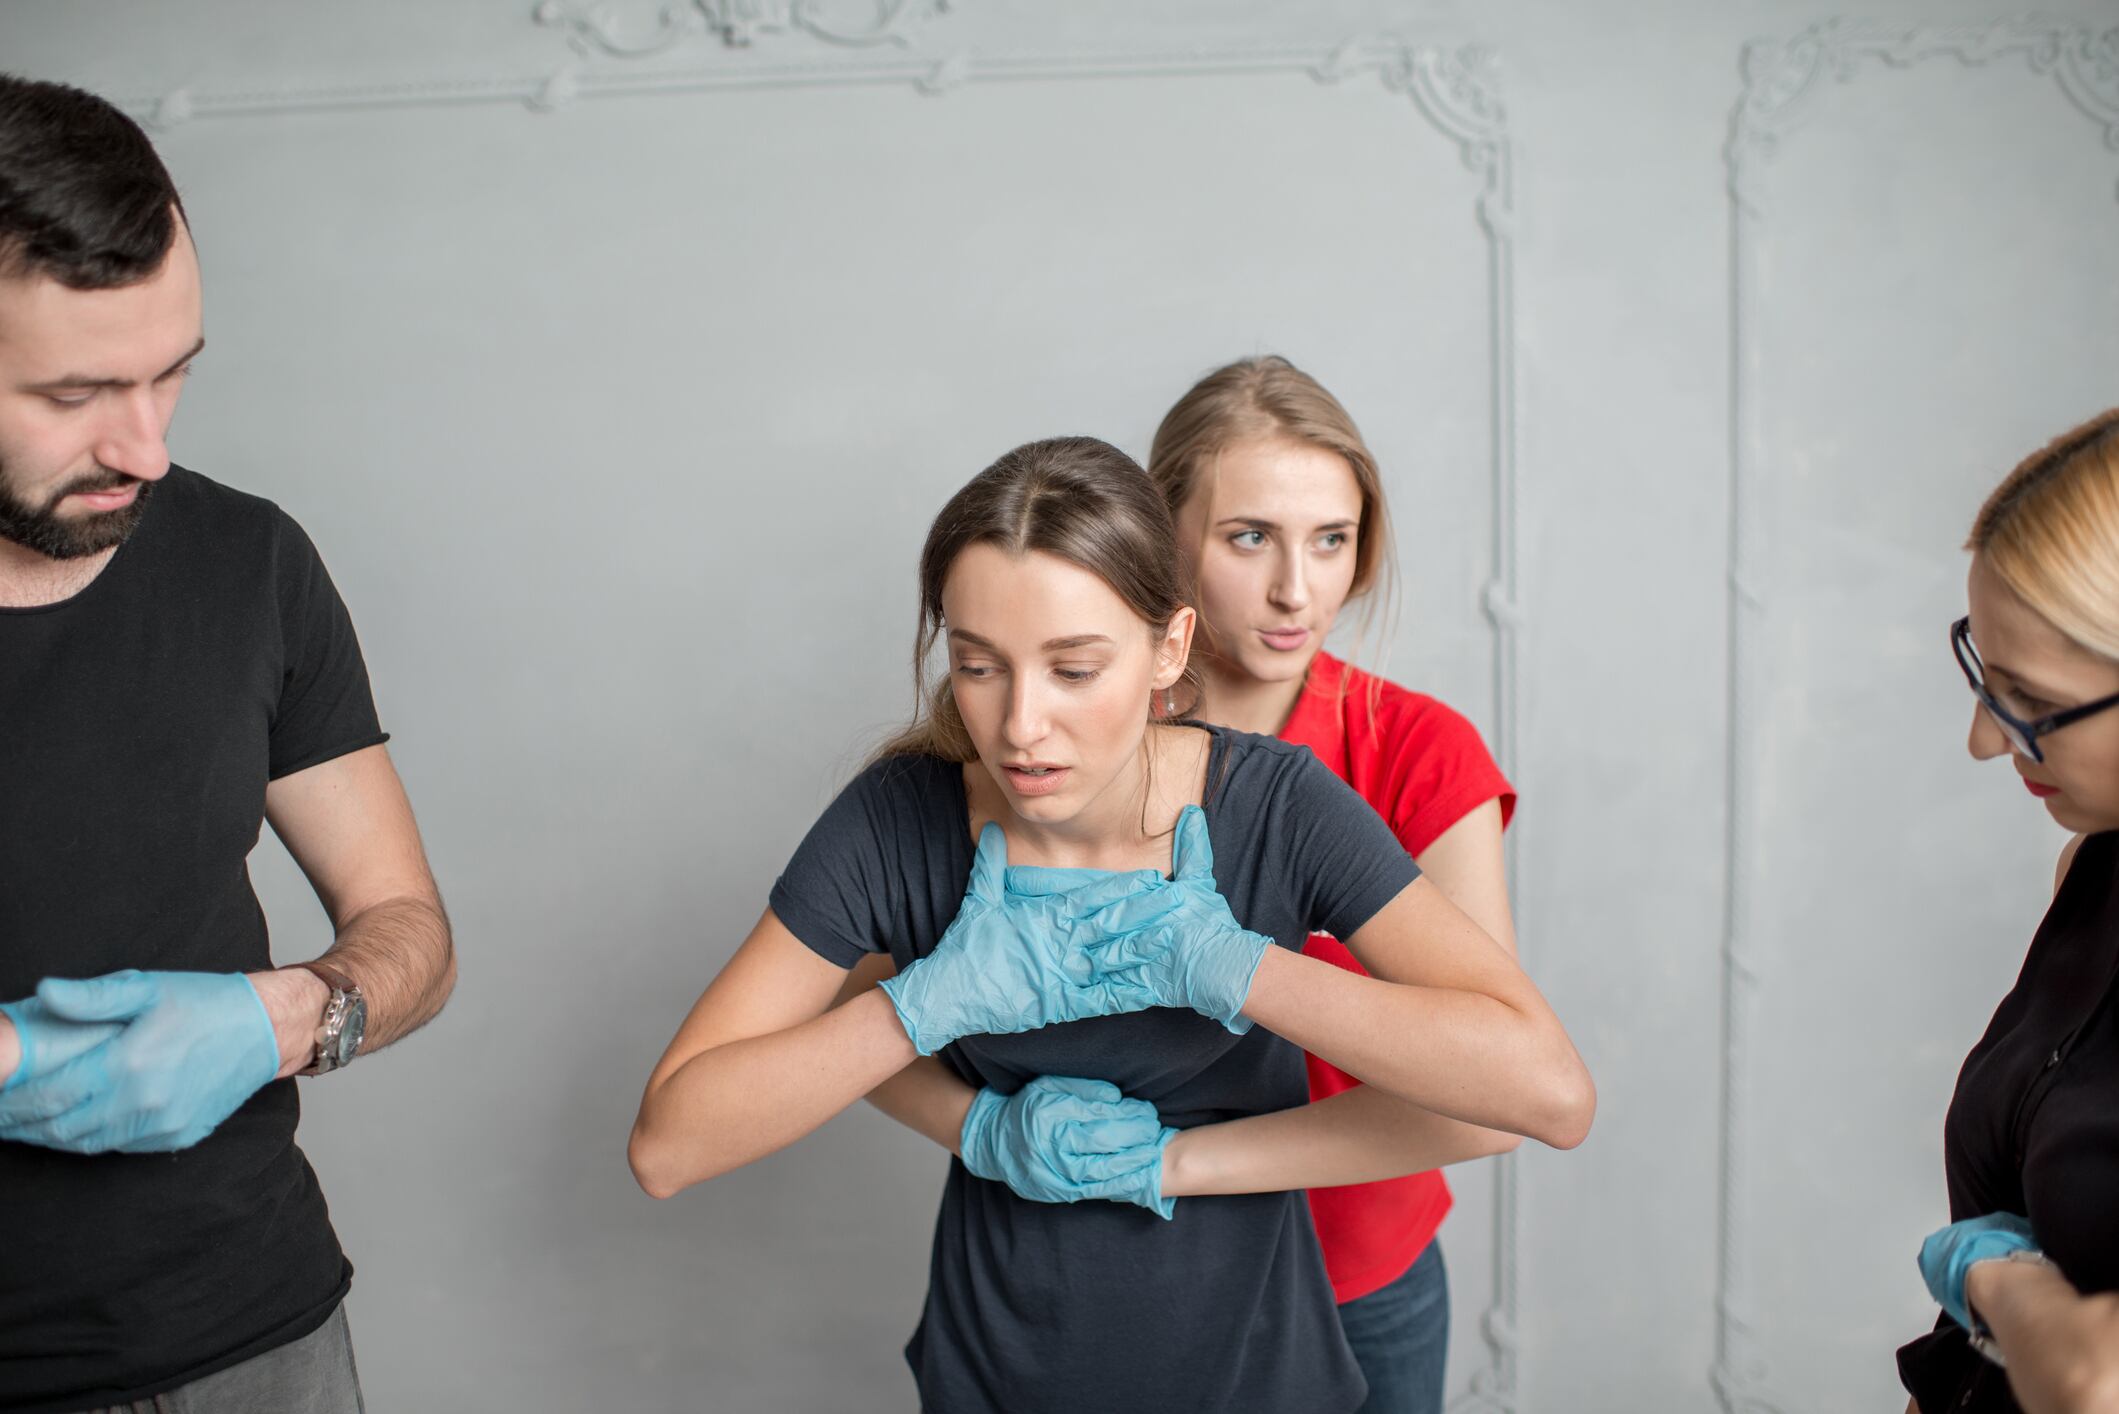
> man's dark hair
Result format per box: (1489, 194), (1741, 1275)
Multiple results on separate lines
(0, 73), (185, 290)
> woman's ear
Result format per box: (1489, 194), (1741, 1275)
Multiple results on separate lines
(1152, 606), (1197, 690)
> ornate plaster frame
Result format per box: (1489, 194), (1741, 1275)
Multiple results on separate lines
(1716, 19), (2119, 1414)
(115, 12), (1533, 1412)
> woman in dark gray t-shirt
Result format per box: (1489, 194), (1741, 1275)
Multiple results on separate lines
(630, 437), (1594, 1414)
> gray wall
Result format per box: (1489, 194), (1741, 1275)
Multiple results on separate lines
(8, 2), (2119, 1410)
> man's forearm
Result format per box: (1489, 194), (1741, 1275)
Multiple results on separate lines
(321, 894), (454, 1051)
(0, 1013), (18, 1088)
(1160, 1084), (1520, 1198)
(251, 894), (454, 1076)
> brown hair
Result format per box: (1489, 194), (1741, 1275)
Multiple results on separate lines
(1968, 408), (2119, 661)
(873, 436), (1202, 764)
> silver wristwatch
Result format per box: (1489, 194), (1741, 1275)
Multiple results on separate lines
(294, 961), (367, 1076)
(1966, 1247), (2056, 1367)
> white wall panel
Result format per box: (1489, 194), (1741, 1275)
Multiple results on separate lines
(6, 4), (2117, 1410)
(1723, 22), (2119, 1413)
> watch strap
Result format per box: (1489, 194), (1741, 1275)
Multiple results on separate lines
(293, 960), (359, 997)
(290, 961), (361, 1076)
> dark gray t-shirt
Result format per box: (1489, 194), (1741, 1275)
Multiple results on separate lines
(770, 724), (1421, 1414)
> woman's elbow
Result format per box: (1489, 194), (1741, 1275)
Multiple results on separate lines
(627, 1128), (671, 1200)
(1532, 1057), (1596, 1151)
(627, 1114), (689, 1200)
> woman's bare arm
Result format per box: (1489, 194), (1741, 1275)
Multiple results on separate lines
(627, 911), (915, 1198)
(1965, 1256), (2119, 1414)
(1241, 877), (1594, 1150)
(1160, 1085), (1517, 1195)
(831, 954), (976, 1151)
(1167, 798), (1532, 1189)
(1413, 798), (1516, 957)
(833, 950), (1525, 1192)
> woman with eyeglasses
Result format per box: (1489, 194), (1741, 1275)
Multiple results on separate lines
(1898, 408), (2119, 1414)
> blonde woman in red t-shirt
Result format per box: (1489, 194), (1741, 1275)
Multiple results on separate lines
(1147, 355), (1522, 1414)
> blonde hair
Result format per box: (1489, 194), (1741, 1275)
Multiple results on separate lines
(1968, 408), (2119, 661)
(1146, 356), (1397, 701)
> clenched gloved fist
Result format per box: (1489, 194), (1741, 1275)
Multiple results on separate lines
(960, 1075), (1177, 1219)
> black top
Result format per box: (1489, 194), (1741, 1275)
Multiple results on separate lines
(770, 726), (1422, 1414)
(1898, 831), (2119, 1412)
(0, 467), (385, 1413)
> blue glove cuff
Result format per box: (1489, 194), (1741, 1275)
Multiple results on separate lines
(234, 975), (276, 1071)
(878, 970), (949, 1057)
(1920, 1213), (2037, 1328)
(1213, 932), (1273, 1036)
(1142, 1127), (1178, 1221)
(957, 1086), (1007, 1182)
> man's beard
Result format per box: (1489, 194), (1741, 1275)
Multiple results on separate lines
(0, 457), (155, 560)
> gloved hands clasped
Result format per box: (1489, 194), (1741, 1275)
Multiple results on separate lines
(1077, 806), (1271, 1034)
(0, 969), (280, 1154)
(1918, 1212), (2040, 1330)
(882, 808), (1271, 1053)
(880, 824), (1182, 1054)
(959, 1075), (1177, 1219)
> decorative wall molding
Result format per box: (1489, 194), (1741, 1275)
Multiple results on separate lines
(1312, 40), (1525, 1414)
(533, 0), (953, 57)
(1730, 20), (2119, 210)
(1716, 20), (2119, 1414)
(117, 26), (1526, 1413)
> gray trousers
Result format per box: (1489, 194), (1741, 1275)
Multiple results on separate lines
(75, 1303), (364, 1414)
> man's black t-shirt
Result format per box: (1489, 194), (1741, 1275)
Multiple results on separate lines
(770, 726), (1422, 1414)
(1897, 830), (2119, 1413)
(0, 467), (386, 1412)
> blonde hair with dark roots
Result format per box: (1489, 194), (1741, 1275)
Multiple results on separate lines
(1968, 408), (2119, 661)
(872, 436), (1204, 766)
(1146, 355), (1398, 705)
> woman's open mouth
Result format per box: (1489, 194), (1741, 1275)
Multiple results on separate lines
(1003, 764), (1070, 797)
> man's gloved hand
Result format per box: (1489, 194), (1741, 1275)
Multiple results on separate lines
(880, 824), (1179, 1055)
(1919, 1212), (2038, 1329)
(0, 998), (122, 1094)
(959, 1075), (1177, 1219)
(1078, 806), (1271, 1034)
(0, 970), (279, 1154)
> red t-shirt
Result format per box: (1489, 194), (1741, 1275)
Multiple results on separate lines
(1277, 652), (1516, 1303)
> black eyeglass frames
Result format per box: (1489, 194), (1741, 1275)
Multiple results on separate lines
(1950, 615), (2119, 763)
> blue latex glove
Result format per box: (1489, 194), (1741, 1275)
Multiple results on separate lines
(0, 999), (122, 1095)
(1919, 1212), (2038, 1329)
(1078, 805), (1271, 1034)
(959, 1075), (1178, 1219)
(0, 970), (279, 1154)
(879, 824), (1180, 1055)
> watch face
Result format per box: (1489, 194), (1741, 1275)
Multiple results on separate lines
(335, 996), (368, 1067)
